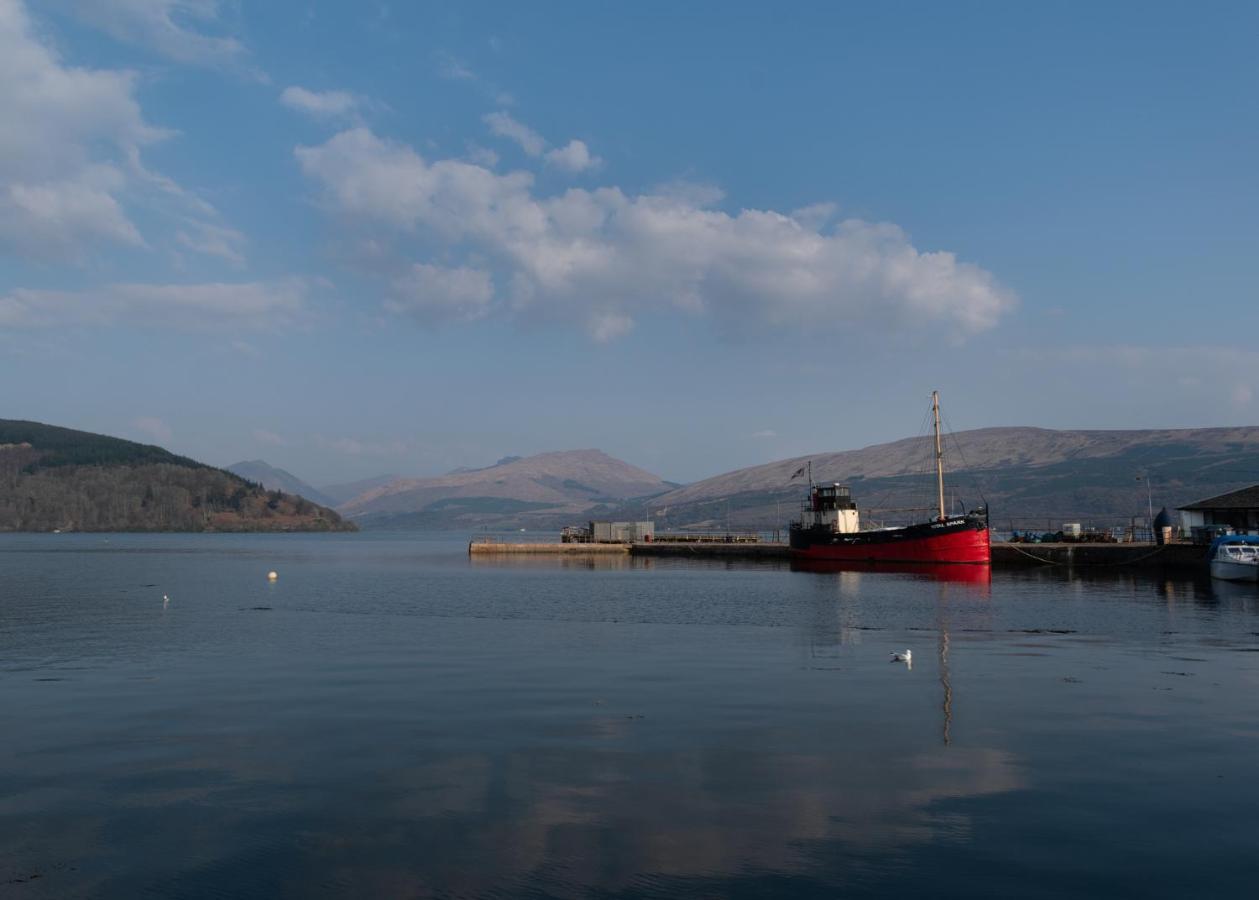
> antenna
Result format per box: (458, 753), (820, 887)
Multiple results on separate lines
(932, 390), (946, 520)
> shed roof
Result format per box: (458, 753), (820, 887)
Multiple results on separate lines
(1179, 484), (1259, 511)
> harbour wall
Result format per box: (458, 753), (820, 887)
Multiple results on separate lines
(469, 541), (629, 556)
(469, 540), (1208, 570)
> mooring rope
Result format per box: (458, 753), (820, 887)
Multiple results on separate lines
(1000, 542), (1179, 568)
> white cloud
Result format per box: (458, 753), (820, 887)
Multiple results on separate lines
(316, 435), (407, 457)
(482, 111), (546, 158)
(280, 85), (363, 122)
(435, 52), (476, 82)
(133, 416), (173, 443)
(545, 139), (601, 174)
(296, 128), (1015, 341)
(1003, 344), (1259, 414)
(464, 143), (499, 168)
(790, 202), (837, 230)
(2, 166), (147, 257)
(253, 428), (285, 446)
(176, 220), (246, 265)
(0, 0), (238, 261)
(0, 279), (308, 330)
(482, 112), (600, 175)
(386, 263), (495, 324)
(51, 0), (248, 69)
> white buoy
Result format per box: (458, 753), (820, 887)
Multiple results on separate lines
(162, 594), (169, 607)
(267, 571), (278, 581)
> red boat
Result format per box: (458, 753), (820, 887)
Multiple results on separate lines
(790, 558), (993, 586)
(788, 392), (991, 566)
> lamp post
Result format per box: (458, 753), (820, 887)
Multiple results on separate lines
(1136, 473), (1154, 539)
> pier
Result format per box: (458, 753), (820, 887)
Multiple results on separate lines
(469, 539), (1209, 570)
(469, 540), (630, 556)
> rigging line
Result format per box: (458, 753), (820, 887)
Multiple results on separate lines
(917, 397), (937, 515)
(941, 410), (985, 510)
(866, 402), (934, 520)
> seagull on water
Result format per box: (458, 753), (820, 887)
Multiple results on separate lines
(891, 649), (912, 665)
(162, 594), (169, 607)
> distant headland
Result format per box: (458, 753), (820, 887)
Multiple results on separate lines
(0, 420), (355, 533)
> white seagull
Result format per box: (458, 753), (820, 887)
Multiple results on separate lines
(162, 594), (169, 607)
(891, 649), (912, 665)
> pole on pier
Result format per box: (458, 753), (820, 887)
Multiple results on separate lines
(932, 390), (946, 521)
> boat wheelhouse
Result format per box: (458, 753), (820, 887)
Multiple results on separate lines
(1208, 534), (1259, 582)
(788, 392), (991, 565)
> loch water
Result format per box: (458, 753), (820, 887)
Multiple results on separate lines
(2, 532), (1258, 898)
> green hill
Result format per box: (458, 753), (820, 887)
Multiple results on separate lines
(0, 420), (355, 533)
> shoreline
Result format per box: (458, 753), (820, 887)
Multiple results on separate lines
(469, 539), (1208, 570)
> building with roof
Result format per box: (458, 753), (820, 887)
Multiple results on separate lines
(1178, 485), (1259, 535)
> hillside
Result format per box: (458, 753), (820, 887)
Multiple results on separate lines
(342, 449), (668, 529)
(319, 473), (397, 506)
(643, 426), (1259, 532)
(0, 420), (355, 533)
(227, 459), (336, 507)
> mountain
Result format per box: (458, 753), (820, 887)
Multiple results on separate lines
(644, 426), (1259, 532)
(227, 459), (336, 507)
(319, 473), (399, 506)
(0, 420), (354, 533)
(341, 449), (669, 529)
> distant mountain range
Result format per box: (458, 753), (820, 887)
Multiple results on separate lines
(227, 459), (337, 507)
(0, 420), (354, 533)
(28, 420), (1255, 535)
(645, 426), (1259, 531)
(338, 449), (670, 529)
(318, 473), (398, 506)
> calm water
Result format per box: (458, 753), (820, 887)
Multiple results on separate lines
(2, 533), (1258, 898)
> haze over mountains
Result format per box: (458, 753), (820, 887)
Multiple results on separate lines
(227, 460), (337, 508)
(337, 450), (670, 529)
(648, 426), (1259, 531)
(230, 425), (1259, 533)
(6, 417), (1259, 533)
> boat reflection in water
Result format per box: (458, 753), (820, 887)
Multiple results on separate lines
(791, 557), (993, 589)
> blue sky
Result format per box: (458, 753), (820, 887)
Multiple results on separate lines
(2, 0), (1256, 484)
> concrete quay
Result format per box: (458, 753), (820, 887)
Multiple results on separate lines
(469, 539), (1210, 570)
(990, 541), (1204, 569)
(469, 540), (629, 556)
(634, 541), (1206, 569)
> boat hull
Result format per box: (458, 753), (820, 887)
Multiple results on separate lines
(1210, 559), (1259, 582)
(791, 558), (992, 585)
(790, 516), (991, 565)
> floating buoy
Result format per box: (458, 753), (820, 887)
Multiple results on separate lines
(267, 571), (278, 581)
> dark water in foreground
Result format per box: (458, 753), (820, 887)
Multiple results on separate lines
(3, 533), (1259, 898)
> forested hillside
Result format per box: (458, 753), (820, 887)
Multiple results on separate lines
(0, 420), (355, 532)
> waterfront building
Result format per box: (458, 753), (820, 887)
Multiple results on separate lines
(1178, 485), (1259, 536)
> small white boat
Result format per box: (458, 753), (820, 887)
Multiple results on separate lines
(1209, 537), (1259, 582)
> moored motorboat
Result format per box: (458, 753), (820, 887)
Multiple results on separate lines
(788, 392), (990, 565)
(1208, 535), (1259, 582)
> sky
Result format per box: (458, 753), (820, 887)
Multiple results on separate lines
(1, 0), (1256, 485)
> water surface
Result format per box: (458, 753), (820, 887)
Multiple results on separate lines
(2, 533), (1257, 897)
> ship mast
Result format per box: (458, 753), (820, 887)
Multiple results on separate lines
(932, 390), (946, 520)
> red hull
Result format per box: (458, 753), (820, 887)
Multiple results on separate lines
(791, 559), (992, 585)
(791, 524), (991, 565)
